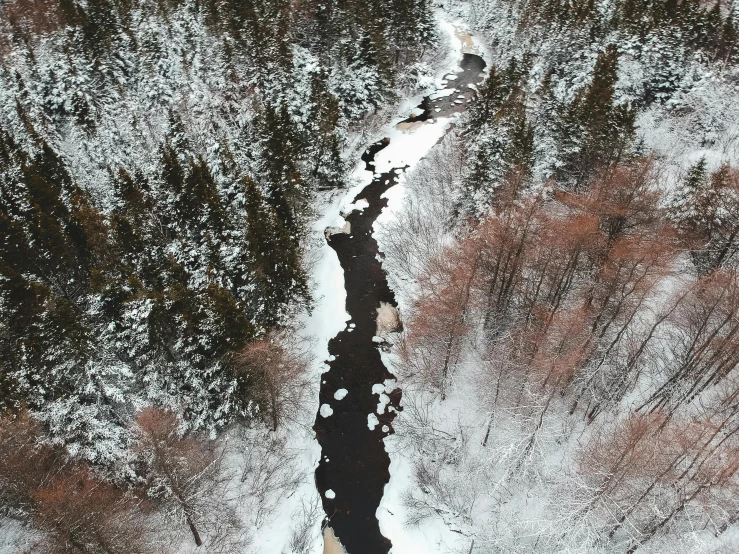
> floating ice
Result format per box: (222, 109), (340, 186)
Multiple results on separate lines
(344, 198), (369, 214)
(334, 388), (348, 400)
(429, 88), (456, 101)
(377, 393), (390, 414)
(320, 404), (333, 418)
(367, 413), (380, 430)
(325, 489), (336, 499)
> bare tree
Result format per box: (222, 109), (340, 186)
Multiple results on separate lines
(133, 408), (239, 548)
(573, 407), (739, 549)
(31, 468), (152, 554)
(641, 268), (739, 412)
(233, 333), (309, 431)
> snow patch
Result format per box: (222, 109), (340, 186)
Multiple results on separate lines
(428, 88), (456, 101)
(367, 413), (380, 431)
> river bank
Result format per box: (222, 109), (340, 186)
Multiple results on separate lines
(310, 16), (486, 553)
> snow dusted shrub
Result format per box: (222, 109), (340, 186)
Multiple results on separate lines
(32, 468), (153, 554)
(233, 333), (310, 432)
(133, 408), (241, 549)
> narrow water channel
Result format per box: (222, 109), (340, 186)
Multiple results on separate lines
(314, 52), (486, 554)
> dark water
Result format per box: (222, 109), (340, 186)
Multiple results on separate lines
(314, 52), (486, 554)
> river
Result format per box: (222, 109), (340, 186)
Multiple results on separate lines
(314, 48), (486, 554)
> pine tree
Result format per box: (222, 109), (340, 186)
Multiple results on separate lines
(468, 66), (506, 133)
(242, 177), (308, 325)
(670, 156), (708, 230)
(670, 160), (739, 272)
(555, 44), (635, 186)
(258, 102), (306, 236)
(505, 99), (536, 181)
(307, 71), (345, 190)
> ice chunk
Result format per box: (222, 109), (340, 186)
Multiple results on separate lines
(367, 413), (380, 430)
(320, 404), (333, 418)
(334, 388), (348, 400)
(325, 489), (336, 499)
(429, 88), (455, 101)
(377, 393), (390, 414)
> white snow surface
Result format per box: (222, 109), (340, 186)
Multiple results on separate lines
(367, 15), (490, 554)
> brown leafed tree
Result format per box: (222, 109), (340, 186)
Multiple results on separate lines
(559, 157), (663, 251)
(511, 306), (593, 461)
(572, 231), (677, 419)
(576, 411), (739, 547)
(474, 195), (546, 328)
(134, 408), (237, 548)
(400, 233), (483, 397)
(518, 212), (601, 324)
(0, 410), (66, 517)
(31, 468), (152, 554)
(233, 333), (309, 431)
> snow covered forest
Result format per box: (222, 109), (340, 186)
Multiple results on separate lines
(0, 0), (438, 551)
(378, 1), (739, 553)
(2, 0), (739, 552)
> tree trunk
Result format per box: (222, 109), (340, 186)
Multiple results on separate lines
(187, 513), (203, 547)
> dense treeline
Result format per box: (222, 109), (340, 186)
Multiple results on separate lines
(454, 0), (739, 215)
(382, 1), (739, 551)
(0, 0), (437, 463)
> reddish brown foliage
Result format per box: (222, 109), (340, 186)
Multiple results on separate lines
(32, 468), (150, 554)
(233, 335), (308, 431)
(1, 0), (65, 39)
(0, 410), (65, 515)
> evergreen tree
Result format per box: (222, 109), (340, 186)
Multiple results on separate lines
(307, 71), (345, 190)
(555, 44), (635, 186)
(242, 177), (309, 325)
(258, 102), (306, 236)
(671, 159), (739, 272)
